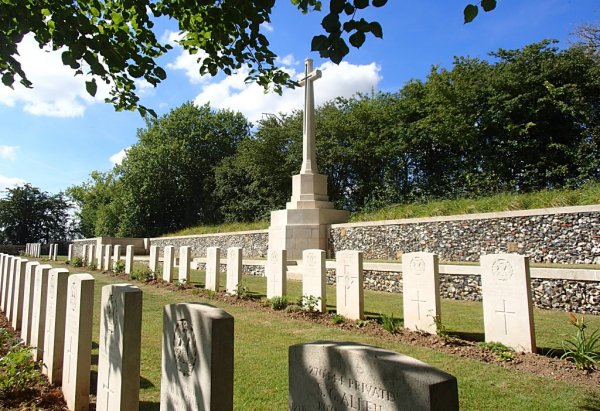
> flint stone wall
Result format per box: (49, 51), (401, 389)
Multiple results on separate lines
(328, 205), (600, 264)
(150, 231), (269, 258)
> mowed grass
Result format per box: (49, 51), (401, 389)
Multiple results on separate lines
(41, 260), (600, 411)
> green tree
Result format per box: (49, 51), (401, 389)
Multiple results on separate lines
(115, 102), (250, 236)
(0, 1), (495, 115)
(0, 184), (72, 244)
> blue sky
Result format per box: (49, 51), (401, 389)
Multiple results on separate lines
(0, 0), (598, 196)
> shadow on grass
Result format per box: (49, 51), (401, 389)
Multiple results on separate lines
(452, 331), (484, 342)
(140, 375), (155, 389)
(140, 401), (160, 411)
(579, 390), (600, 411)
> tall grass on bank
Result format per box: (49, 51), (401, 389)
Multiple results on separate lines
(165, 183), (600, 236)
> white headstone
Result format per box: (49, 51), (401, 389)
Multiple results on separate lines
(302, 249), (326, 312)
(82, 244), (88, 262)
(30, 264), (52, 361)
(289, 341), (459, 411)
(1, 255), (13, 313)
(205, 247), (220, 291)
(160, 303), (234, 411)
(104, 245), (113, 271)
(402, 252), (441, 334)
(226, 247), (242, 295)
(11, 258), (28, 330)
(53, 243), (58, 261)
(149, 245), (159, 274)
(0, 254), (5, 309)
(97, 284), (143, 411)
(21, 261), (40, 344)
(6, 257), (18, 320)
(62, 273), (95, 411)
(266, 249), (287, 299)
(97, 244), (105, 269)
(335, 250), (364, 320)
(179, 246), (191, 283)
(43, 268), (70, 384)
(88, 244), (96, 268)
(113, 245), (122, 271)
(481, 254), (536, 353)
(163, 246), (175, 282)
(68, 244), (74, 262)
(125, 245), (134, 275)
(48, 244), (54, 260)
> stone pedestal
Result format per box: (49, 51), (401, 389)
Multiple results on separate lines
(269, 173), (348, 260)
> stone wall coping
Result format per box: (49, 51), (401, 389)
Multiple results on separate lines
(73, 237), (99, 243)
(150, 229), (268, 241)
(331, 204), (600, 229)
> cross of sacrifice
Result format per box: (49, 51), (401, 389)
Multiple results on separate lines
(411, 290), (428, 320)
(495, 299), (516, 335)
(298, 58), (322, 175)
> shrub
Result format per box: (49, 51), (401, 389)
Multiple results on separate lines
(70, 256), (84, 267)
(113, 260), (125, 273)
(300, 295), (321, 313)
(285, 304), (302, 313)
(269, 296), (288, 310)
(87, 261), (97, 271)
(331, 314), (345, 324)
(557, 313), (600, 370)
(380, 313), (400, 334)
(131, 266), (154, 282)
(0, 346), (42, 396)
(429, 314), (452, 340)
(480, 341), (515, 362)
(234, 280), (250, 299)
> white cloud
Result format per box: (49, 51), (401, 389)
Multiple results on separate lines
(0, 145), (18, 161)
(0, 34), (108, 117)
(0, 175), (26, 189)
(109, 148), (129, 166)
(276, 54), (298, 66)
(167, 49), (210, 85)
(261, 22), (274, 33)
(193, 60), (382, 123)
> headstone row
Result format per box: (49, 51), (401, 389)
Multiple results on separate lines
(25, 242), (42, 258)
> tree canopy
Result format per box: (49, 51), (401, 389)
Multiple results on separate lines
(0, 184), (73, 244)
(71, 39), (600, 236)
(0, 0), (495, 115)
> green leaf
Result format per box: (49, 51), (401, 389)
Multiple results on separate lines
(86, 79), (97, 97)
(349, 31), (365, 48)
(154, 66), (167, 80)
(322, 13), (341, 33)
(111, 12), (123, 25)
(330, 0), (345, 14)
(311, 35), (329, 52)
(372, 0), (387, 6)
(369, 22), (383, 38)
(344, 3), (355, 14)
(2, 73), (14, 88)
(481, 0), (496, 12)
(354, 0), (369, 9)
(464, 4), (478, 23)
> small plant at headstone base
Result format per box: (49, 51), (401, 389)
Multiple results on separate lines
(300, 295), (321, 313)
(87, 261), (97, 271)
(556, 313), (600, 370)
(355, 319), (371, 329)
(0, 345), (43, 396)
(331, 314), (345, 325)
(131, 266), (154, 282)
(234, 280), (250, 299)
(479, 341), (515, 362)
(380, 313), (400, 334)
(429, 314), (452, 341)
(269, 296), (288, 310)
(0, 328), (13, 348)
(175, 279), (188, 290)
(285, 304), (303, 313)
(204, 289), (217, 300)
(113, 260), (125, 273)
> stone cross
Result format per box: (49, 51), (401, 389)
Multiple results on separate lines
(299, 58), (322, 175)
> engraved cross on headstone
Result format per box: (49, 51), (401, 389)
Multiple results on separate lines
(495, 299), (516, 335)
(298, 58), (322, 175)
(336, 263), (357, 306)
(65, 335), (73, 383)
(411, 290), (428, 321)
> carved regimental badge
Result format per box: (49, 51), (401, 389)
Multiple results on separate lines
(174, 319), (198, 377)
(104, 293), (116, 334)
(306, 253), (317, 267)
(410, 256), (426, 275)
(491, 259), (513, 281)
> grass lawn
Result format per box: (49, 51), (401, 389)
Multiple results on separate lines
(43, 260), (600, 410)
